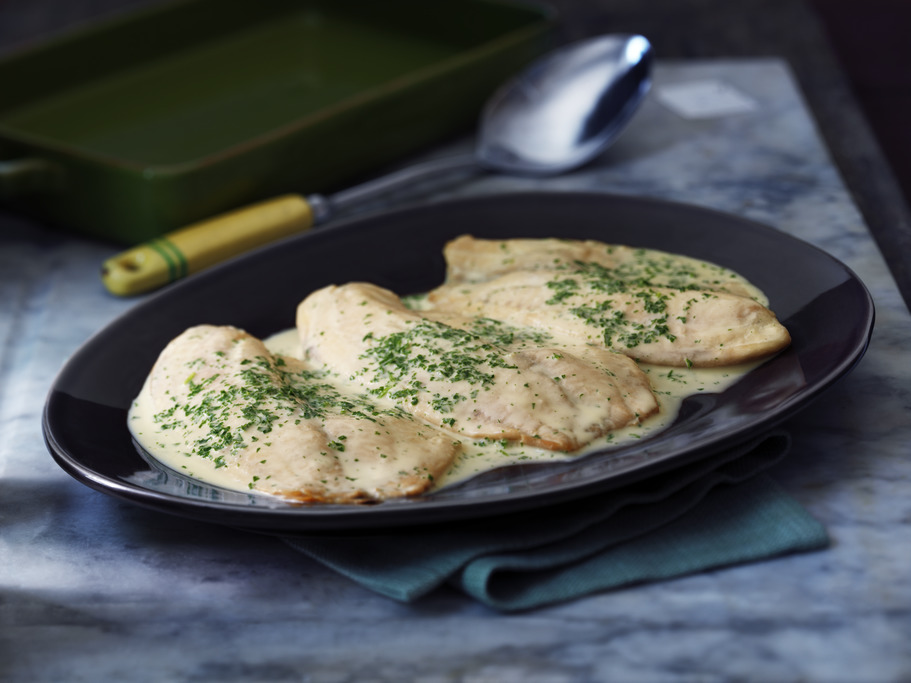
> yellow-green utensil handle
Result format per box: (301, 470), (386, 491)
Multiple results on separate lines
(101, 194), (315, 296)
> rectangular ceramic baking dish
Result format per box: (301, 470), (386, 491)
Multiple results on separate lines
(0, 0), (553, 244)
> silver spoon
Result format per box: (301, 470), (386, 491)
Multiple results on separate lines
(310, 33), (653, 221)
(103, 34), (653, 296)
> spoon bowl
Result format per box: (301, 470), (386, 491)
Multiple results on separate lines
(477, 34), (653, 175)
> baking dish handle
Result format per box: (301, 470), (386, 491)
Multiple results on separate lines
(0, 158), (62, 198)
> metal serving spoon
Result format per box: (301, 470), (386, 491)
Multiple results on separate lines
(102, 34), (653, 296)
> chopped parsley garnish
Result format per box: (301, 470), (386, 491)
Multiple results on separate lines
(358, 319), (519, 414)
(541, 262), (687, 349)
(153, 353), (404, 465)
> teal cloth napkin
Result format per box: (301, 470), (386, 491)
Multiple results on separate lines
(283, 433), (829, 611)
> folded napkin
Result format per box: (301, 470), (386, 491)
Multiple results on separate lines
(283, 433), (828, 611)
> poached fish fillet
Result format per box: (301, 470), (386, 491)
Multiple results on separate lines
(296, 282), (659, 451)
(143, 325), (458, 502)
(442, 235), (765, 301)
(427, 269), (791, 367)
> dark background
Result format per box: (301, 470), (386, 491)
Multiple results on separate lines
(811, 0), (911, 210)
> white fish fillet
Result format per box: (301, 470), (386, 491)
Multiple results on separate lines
(427, 269), (790, 367)
(443, 234), (765, 301)
(297, 282), (658, 451)
(145, 324), (459, 502)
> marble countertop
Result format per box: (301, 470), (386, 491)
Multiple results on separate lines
(2, 41), (910, 683)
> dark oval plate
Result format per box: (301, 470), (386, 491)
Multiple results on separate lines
(43, 192), (874, 532)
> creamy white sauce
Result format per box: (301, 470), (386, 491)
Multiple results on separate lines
(129, 326), (755, 496)
(130, 377), (261, 493)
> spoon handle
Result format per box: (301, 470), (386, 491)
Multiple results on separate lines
(101, 195), (316, 296)
(101, 153), (480, 296)
(308, 153), (480, 224)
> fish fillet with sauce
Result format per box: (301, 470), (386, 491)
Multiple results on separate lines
(142, 324), (459, 502)
(296, 282), (659, 451)
(443, 234), (765, 300)
(427, 269), (790, 367)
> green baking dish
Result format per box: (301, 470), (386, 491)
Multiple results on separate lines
(0, 0), (553, 244)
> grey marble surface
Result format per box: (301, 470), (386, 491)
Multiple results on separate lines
(2, 59), (910, 682)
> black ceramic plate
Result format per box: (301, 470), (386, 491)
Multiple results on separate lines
(44, 192), (874, 532)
